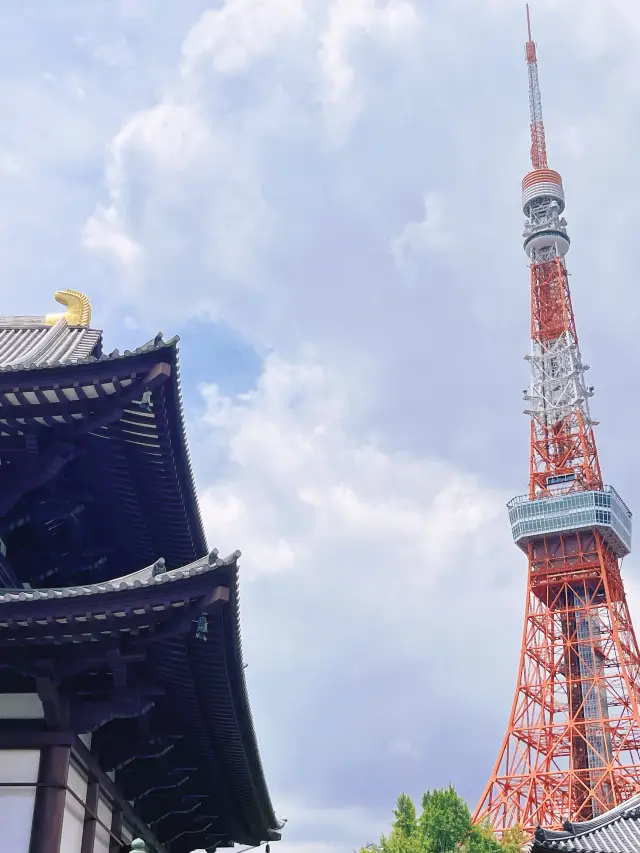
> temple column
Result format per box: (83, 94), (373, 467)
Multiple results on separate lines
(30, 744), (71, 853)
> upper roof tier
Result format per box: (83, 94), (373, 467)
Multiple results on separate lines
(0, 289), (207, 588)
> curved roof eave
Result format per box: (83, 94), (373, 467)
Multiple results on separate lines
(229, 563), (280, 837)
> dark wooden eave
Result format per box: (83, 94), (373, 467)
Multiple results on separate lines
(0, 335), (207, 586)
(0, 550), (281, 851)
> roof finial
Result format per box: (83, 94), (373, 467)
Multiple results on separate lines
(45, 289), (92, 327)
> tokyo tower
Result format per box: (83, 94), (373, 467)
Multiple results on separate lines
(473, 5), (640, 835)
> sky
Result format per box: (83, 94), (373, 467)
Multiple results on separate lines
(3, 0), (640, 850)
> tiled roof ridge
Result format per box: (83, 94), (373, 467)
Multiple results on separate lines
(561, 793), (640, 836)
(534, 793), (640, 849)
(0, 316), (62, 328)
(0, 331), (178, 373)
(0, 547), (240, 603)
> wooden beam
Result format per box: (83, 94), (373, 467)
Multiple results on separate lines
(0, 724), (74, 748)
(109, 808), (123, 853)
(35, 676), (69, 729)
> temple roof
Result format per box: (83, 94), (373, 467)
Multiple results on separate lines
(0, 291), (281, 851)
(0, 549), (281, 850)
(532, 795), (640, 852)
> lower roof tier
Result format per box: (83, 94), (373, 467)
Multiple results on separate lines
(0, 550), (281, 850)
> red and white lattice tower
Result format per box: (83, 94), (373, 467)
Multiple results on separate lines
(473, 5), (640, 835)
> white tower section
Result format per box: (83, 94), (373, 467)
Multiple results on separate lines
(521, 170), (596, 460)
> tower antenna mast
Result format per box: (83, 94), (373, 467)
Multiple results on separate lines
(473, 5), (640, 836)
(525, 3), (548, 170)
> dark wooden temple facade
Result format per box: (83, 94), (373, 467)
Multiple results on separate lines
(0, 291), (281, 852)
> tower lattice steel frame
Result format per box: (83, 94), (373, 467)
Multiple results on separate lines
(473, 5), (640, 835)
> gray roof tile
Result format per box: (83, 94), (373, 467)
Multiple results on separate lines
(0, 318), (102, 368)
(533, 794), (640, 852)
(0, 549), (240, 604)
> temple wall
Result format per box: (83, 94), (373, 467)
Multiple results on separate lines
(0, 694), (150, 853)
(0, 748), (39, 853)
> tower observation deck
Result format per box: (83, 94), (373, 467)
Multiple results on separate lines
(473, 6), (640, 836)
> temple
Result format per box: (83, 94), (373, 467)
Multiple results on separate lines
(0, 291), (282, 852)
(532, 795), (640, 852)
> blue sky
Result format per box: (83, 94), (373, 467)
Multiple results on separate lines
(4, 1), (640, 850)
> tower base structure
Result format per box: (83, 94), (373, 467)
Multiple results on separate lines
(474, 505), (640, 834)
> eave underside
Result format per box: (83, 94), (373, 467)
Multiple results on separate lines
(0, 338), (207, 588)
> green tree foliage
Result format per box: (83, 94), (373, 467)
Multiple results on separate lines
(394, 792), (418, 838)
(466, 820), (503, 853)
(500, 825), (527, 853)
(358, 788), (523, 853)
(420, 787), (474, 852)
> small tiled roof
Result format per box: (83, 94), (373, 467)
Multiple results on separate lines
(533, 794), (640, 852)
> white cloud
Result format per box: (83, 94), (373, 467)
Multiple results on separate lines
(390, 192), (453, 275)
(82, 205), (142, 266)
(84, 102), (208, 269)
(112, 100), (216, 171)
(198, 352), (511, 665)
(82, 93), (275, 311)
(83, 100), (217, 269)
(318, 0), (418, 140)
(181, 0), (306, 76)
(77, 0), (431, 351)
(274, 801), (384, 852)
(83, 0), (423, 292)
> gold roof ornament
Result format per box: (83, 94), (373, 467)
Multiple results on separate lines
(45, 289), (92, 327)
